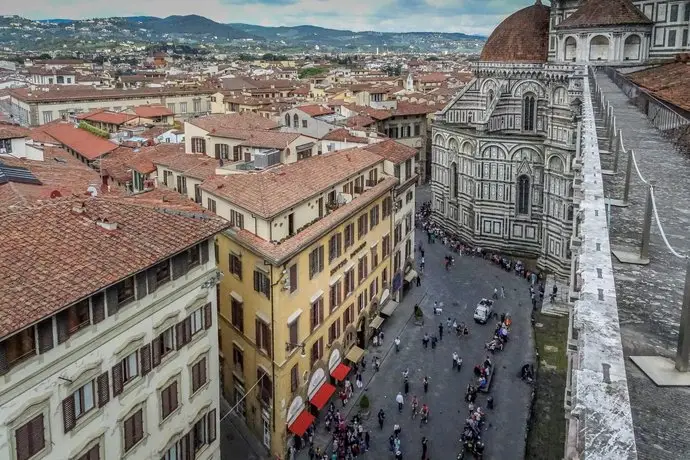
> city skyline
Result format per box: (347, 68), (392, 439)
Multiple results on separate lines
(3, 0), (540, 36)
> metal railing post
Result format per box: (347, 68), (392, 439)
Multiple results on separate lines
(675, 258), (690, 372)
(612, 129), (621, 173)
(623, 149), (633, 204)
(640, 182), (654, 261)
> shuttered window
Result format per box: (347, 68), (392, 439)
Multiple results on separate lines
(76, 443), (100, 460)
(343, 223), (354, 249)
(255, 320), (272, 355)
(191, 357), (208, 394)
(289, 264), (297, 293)
(161, 381), (179, 420)
(113, 350), (138, 396)
(229, 253), (242, 279)
(96, 372), (110, 408)
(253, 270), (271, 298)
(231, 299), (244, 332)
(152, 327), (175, 367)
(123, 409), (144, 452)
(15, 413), (45, 460)
(310, 297), (324, 331)
(37, 318), (54, 354)
(290, 364), (299, 392)
(63, 380), (95, 432)
(308, 246), (324, 279)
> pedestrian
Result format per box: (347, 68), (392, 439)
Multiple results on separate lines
(446, 317), (452, 328)
(378, 409), (386, 429)
(493, 287), (498, 299)
(394, 423), (401, 437)
(420, 248), (425, 258)
(421, 437), (428, 460)
(452, 351), (458, 369)
(438, 323), (443, 340)
(373, 334), (379, 347)
(423, 376), (429, 393)
(431, 335), (437, 349)
(456, 355), (463, 371)
(356, 372), (363, 389)
(396, 392), (404, 412)
(420, 256), (425, 272)
(501, 286), (505, 298)
(422, 332), (429, 348)
(416, 274), (421, 287)
(375, 357), (381, 371)
(389, 435), (395, 452)
(309, 445), (315, 460)
(379, 330), (385, 345)
(365, 430), (370, 451)
(395, 450), (403, 460)
(361, 358), (367, 371)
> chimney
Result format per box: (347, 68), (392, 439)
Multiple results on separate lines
(96, 217), (118, 231)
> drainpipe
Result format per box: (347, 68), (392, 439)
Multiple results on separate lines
(269, 266), (277, 434)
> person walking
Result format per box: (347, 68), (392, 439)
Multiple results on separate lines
(421, 437), (428, 460)
(416, 274), (421, 287)
(378, 409), (386, 429)
(356, 372), (363, 389)
(501, 286), (505, 298)
(452, 351), (458, 369)
(492, 287), (498, 299)
(394, 423), (402, 437)
(396, 392), (404, 412)
(423, 375), (429, 393)
(395, 336), (401, 353)
(438, 323), (443, 341)
(364, 431), (370, 451)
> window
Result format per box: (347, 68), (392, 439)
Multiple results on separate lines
(670, 4), (679, 21)
(406, 190), (414, 204)
(116, 277), (135, 307)
(193, 99), (202, 113)
(191, 357), (208, 393)
(329, 233), (342, 262)
(357, 290), (367, 313)
(214, 144), (229, 159)
(328, 319), (341, 344)
(232, 345), (244, 373)
(186, 244), (201, 269)
(154, 260), (170, 286)
(310, 297), (324, 331)
(15, 414), (45, 460)
(229, 253), (242, 279)
(394, 223), (402, 245)
(344, 268), (355, 297)
(290, 364), (299, 392)
(522, 94), (536, 131)
(255, 320), (272, 355)
(357, 213), (368, 238)
(308, 246), (325, 279)
(293, 114), (299, 127)
(450, 162), (458, 198)
(405, 238), (412, 260)
(517, 175), (531, 215)
(42, 111), (53, 124)
(191, 137), (206, 154)
(123, 409), (144, 452)
(286, 264), (297, 294)
(176, 176), (187, 194)
(343, 304), (354, 326)
(668, 30), (677, 47)
(369, 277), (379, 299)
(67, 380), (96, 426)
(167, 103), (176, 113)
(152, 327), (175, 365)
(405, 159), (412, 180)
(206, 198), (217, 213)
(329, 280), (342, 310)
(0, 138), (12, 153)
(120, 351), (139, 387)
(230, 210), (244, 229)
(57, 299), (90, 342)
(414, 123), (421, 136)
(686, 2), (690, 21)
(253, 270), (271, 298)
(285, 113), (291, 126)
(288, 320), (298, 346)
(405, 214), (412, 235)
(310, 337), (323, 367)
(190, 306), (206, 336)
(683, 29), (689, 47)
(231, 298), (244, 332)
(394, 164), (400, 179)
(382, 234), (391, 259)
(180, 102), (188, 113)
(371, 245), (379, 268)
(358, 255), (369, 284)
(382, 267), (388, 288)
(369, 205), (379, 228)
(344, 223), (355, 249)
(76, 444), (99, 460)
(161, 381), (179, 420)
(302, 119), (308, 128)
(382, 197), (392, 218)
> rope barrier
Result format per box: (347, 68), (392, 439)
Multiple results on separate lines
(649, 187), (687, 259)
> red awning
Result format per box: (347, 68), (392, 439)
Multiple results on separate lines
(288, 410), (315, 437)
(310, 382), (336, 410)
(331, 363), (351, 381)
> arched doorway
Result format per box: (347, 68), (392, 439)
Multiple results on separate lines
(356, 315), (367, 349)
(564, 36), (577, 61)
(589, 35), (609, 61)
(623, 35), (641, 61)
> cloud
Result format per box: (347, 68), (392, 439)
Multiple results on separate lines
(5, 0), (537, 35)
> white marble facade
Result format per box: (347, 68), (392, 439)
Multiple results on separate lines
(430, 63), (584, 276)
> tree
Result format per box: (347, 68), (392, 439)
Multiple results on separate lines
(299, 67), (326, 79)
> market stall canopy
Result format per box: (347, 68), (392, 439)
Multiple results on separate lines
(369, 315), (385, 330)
(330, 362), (351, 381)
(310, 382), (336, 410)
(345, 345), (366, 363)
(288, 410), (315, 436)
(404, 269), (418, 283)
(380, 300), (399, 317)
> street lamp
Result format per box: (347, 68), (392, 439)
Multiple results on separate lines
(285, 342), (306, 358)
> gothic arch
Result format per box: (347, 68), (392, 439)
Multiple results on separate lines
(552, 86), (568, 106)
(480, 144), (507, 160)
(450, 162), (459, 198)
(510, 146), (543, 164)
(460, 141), (475, 154)
(516, 174), (531, 215)
(513, 79), (546, 98)
(433, 133), (445, 147)
(547, 155), (565, 173)
(480, 78), (499, 95)
(448, 137), (459, 152)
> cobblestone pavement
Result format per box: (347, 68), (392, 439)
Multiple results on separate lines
(596, 71), (690, 460)
(298, 185), (536, 460)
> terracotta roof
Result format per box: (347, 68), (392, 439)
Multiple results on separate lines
(480, 2), (550, 63)
(417, 73), (448, 83)
(116, 188), (204, 210)
(321, 128), (369, 144)
(626, 61), (690, 112)
(239, 131), (302, 149)
(392, 102), (437, 116)
(189, 113), (279, 137)
(139, 126), (174, 140)
(0, 147), (112, 209)
(0, 197), (229, 338)
(128, 143), (184, 174)
(77, 110), (137, 125)
(43, 123), (119, 160)
(364, 139), (418, 164)
(557, 0), (652, 29)
(229, 177), (397, 264)
(155, 153), (221, 181)
(9, 86), (214, 103)
(0, 122), (31, 140)
(201, 147), (384, 218)
(344, 114), (376, 129)
(297, 105), (335, 117)
(132, 105), (174, 118)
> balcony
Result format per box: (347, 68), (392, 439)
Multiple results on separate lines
(354, 185), (363, 194)
(366, 179), (377, 187)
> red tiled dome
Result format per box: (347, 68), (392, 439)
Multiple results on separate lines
(480, 2), (551, 63)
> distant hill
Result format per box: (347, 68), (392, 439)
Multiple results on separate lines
(126, 15), (256, 40)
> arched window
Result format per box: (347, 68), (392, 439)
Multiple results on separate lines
(522, 94), (536, 132)
(450, 162), (458, 198)
(589, 35), (610, 61)
(487, 89), (495, 106)
(623, 35), (641, 61)
(517, 175), (530, 214)
(293, 114), (299, 127)
(285, 113), (291, 127)
(567, 205), (574, 221)
(564, 37), (577, 61)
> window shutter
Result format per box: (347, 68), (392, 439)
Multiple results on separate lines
(289, 265), (297, 293)
(255, 319), (261, 346)
(200, 240), (209, 264)
(161, 388), (169, 418)
(184, 317), (192, 345)
(140, 344), (152, 376)
(266, 326), (272, 357)
(318, 246), (324, 271)
(0, 341), (8, 376)
(91, 292), (105, 324)
(207, 409), (217, 443)
(171, 381), (178, 412)
(56, 311), (69, 344)
(176, 322), (185, 350)
(62, 396), (76, 433)
(146, 267), (158, 294)
(105, 287), (119, 316)
(37, 318), (54, 353)
(134, 272), (148, 301)
(152, 336), (162, 367)
(97, 372), (110, 408)
(319, 301), (324, 323)
(134, 410), (144, 443)
(201, 358), (207, 385)
(30, 414), (45, 453)
(171, 253), (187, 280)
(112, 363), (123, 396)
(204, 302), (212, 330)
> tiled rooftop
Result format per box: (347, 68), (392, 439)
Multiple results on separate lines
(43, 123), (119, 160)
(480, 3), (550, 63)
(557, 0), (652, 29)
(0, 197), (229, 338)
(9, 85), (214, 103)
(76, 110), (136, 125)
(132, 105), (174, 118)
(240, 131), (302, 149)
(626, 61), (690, 112)
(201, 147), (383, 218)
(297, 105), (336, 117)
(188, 113), (279, 137)
(321, 128), (369, 144)
(0, 122), (31, 140)
(364, 139), (418, 164)
(155, 152), (221, 180)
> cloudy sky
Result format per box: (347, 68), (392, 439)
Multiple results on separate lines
(5, 0), (541, 35)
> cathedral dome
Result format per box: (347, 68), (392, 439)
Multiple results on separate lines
(479, 1), (550, 63)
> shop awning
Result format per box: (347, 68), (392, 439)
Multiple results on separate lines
(380, 300), (399, 317)
(369, 315), (384, 330)
(288, 410), (315, 437)
(404, 269), (418, 283)
(345, 345), (365, 363)
(310, 382), (336, 410)
(331, 362), (351, 381)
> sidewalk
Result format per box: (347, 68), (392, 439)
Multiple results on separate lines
(296, 284), (429, 459)
(220, 396), (271, 460)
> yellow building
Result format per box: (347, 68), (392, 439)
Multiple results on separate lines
(200, 149), (396, 457)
